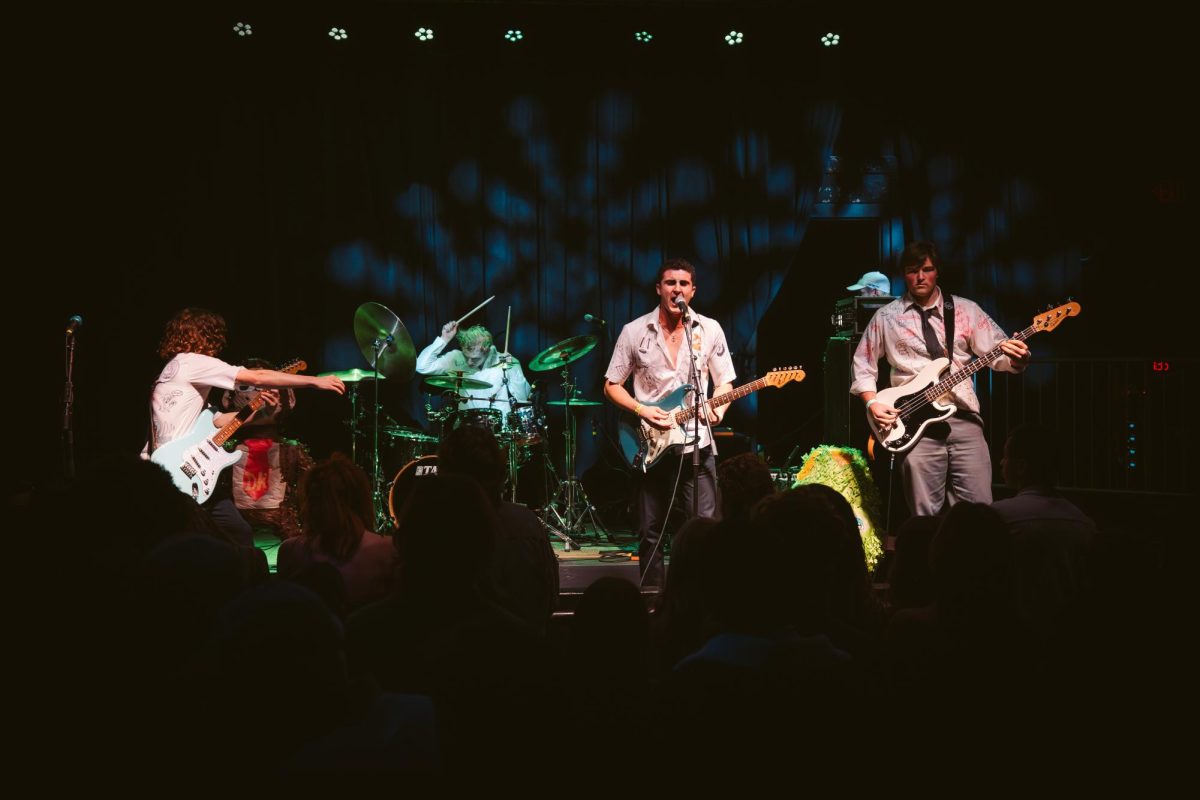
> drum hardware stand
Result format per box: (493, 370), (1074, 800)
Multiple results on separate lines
(540, 367), (608, 549)
(369, 336), (392, 531)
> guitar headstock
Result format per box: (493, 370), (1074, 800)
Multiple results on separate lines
(1031, 302), (1081, 333)
(765, 365), (806, 387)
(279, 359), (308, 375)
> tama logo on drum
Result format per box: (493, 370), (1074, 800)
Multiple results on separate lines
(415, 465), (438, 477)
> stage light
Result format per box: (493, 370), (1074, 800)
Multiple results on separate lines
(504, 29), (524, 42)
(724, 30), (744, 46)
(634, 31), (653, 43)
(821, 32), (840, 47)
(233, 22), (252, 38)
(414, 27), (434, 42)
(328, 27), (348, 41)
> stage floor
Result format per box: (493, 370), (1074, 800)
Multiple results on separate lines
(253, 520), (651, 604)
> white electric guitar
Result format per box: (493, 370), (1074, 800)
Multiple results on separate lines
(618, 366), (806, 472)
(150, 359), (306, 503)
(868, 302), (1080, 453)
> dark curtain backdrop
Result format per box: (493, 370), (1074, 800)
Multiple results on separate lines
(14, 4), (1191, 490)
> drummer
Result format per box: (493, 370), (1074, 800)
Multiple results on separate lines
(415, 321), (531, 413)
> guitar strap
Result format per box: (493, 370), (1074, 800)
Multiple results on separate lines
(942, 294), (956, 369)
(147, 386), (158, 455)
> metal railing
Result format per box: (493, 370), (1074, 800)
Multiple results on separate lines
(978, 358), (1191, 496)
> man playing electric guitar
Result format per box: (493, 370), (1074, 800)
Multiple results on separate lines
(850, 242), (1030, 516)
(604, 258), (736, 589)
(143, 308), (345, 546)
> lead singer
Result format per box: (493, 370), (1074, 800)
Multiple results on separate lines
(603, 258), (735, 588)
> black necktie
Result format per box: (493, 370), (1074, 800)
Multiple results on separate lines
(919, 307), (946, 359)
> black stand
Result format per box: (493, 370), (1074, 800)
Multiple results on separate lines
(541, 368), (609, 550)
(62, 330), (77, 480)
(681, 307), (716, 514)
(370, 335), (391, 530)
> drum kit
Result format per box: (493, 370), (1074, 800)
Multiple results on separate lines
(323, 301), (609, 547)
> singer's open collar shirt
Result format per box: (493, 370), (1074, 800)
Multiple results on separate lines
(606, 308), (736, 451)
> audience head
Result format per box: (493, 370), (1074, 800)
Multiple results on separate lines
(1001, 423), (1059, 490)
(299, 454), (374, 561)
(716, 453), (777, 520)
(438, 423), (506, 504)
(392, 473), (497, 594)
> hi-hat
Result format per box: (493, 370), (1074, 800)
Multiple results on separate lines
(424, 371), (491, 391)
(319, 368), (386, 383)
(529, 335), (598, 372)
(546, 398), (603, 407)
(354, 302), (415, 380)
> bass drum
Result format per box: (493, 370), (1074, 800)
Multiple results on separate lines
(387, 454), (439, 527)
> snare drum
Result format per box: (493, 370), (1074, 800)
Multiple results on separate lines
(388, 454), (439, 526)
(505, 405), (543, 446)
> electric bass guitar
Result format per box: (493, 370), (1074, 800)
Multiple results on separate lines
(151, 359), (306, 503)
(618, 366), (806, 472)
(867, 302), (1080, 453)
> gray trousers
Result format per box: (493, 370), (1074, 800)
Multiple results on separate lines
(900, 413), (992, 517)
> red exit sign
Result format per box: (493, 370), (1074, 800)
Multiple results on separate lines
(1152, 361), (1170, 372)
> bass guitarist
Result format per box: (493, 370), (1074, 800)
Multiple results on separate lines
(850, 241), (1029, 516)
(603, 259), (735, 588)
(142, 308), (345, 545)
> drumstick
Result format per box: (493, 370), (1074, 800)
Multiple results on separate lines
(503, 306), (511, 355)
(455, 295), (495, 326)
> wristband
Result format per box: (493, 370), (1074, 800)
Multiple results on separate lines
(633, 403), (643, 417)
(865, 398), (879, 409)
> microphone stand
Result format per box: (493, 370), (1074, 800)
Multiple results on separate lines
(497, 351), (519, 502)
(371, 334), (392, 530)
(680, 303), (716, 518)
(62, 329), (77, 480)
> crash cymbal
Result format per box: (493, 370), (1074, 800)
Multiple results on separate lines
(423, 371), (491, 391)
(353, 302), (415, 381)
(546, 398), (604, 407)
(528, 335), (598, 372)
(318, 368), (386, 383)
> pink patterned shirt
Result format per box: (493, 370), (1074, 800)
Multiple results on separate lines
(850, 290), (1023, 414)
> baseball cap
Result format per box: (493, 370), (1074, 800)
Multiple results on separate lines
(846, 270), (891, 294)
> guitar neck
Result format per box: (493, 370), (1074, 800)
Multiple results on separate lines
(211, 396), (267, 446)
(922, 323), (1037, 401)
(674, 376), (768, 425)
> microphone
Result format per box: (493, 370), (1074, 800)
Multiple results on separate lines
(784, 443), (803, 469)
(583, 313), (606, 326)
(673, 296), (689, 313)
(65, 315), (83, 335)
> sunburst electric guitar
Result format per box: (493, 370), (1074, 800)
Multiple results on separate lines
(619, 366), (806, 472)
(151, 359), (306, 503)
(868, 302), (1081, 453)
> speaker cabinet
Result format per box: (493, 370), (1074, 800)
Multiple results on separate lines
(822, 335), (886, 451)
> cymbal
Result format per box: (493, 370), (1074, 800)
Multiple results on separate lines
(318, 368), (386, 383)
(546, 398), (603, 407)
(529, 335), (598, 372)
(353, 302), (415, 381)
(424, 371), (491, 391)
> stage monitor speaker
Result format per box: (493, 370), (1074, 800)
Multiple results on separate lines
(824, 335), (874, 450)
